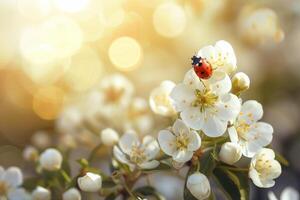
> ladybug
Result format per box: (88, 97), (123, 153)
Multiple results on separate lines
(191, 55), (213, 79)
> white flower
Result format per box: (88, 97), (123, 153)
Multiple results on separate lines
(186, 172), (211, 200)
(249, 148), (281, 188)
(219, 142), (242, 165)
(23, 146), (39, 162)
(100, 128), (119, 146)
(158, 119), (201, 163)
(268, 187), (299, 200)
(96, 74), (134, 117)
(124, 97), (154, 134)
(77, 172), (102, 192)
(113, 131), (160, 171)
(231, 72), (250, 94)
(56, 106), (82, 134)
(170, 69), (240, 137)
(239, 8), (284, 44)
(63, 188), (81, 200)
(196, 40), (237, 74)
(32, 186), (51, 200)
(0, 166), (27, 200)
(39, 148), (63, 171)
(228, 100), (273, 157)
(149, 80), (176, 116)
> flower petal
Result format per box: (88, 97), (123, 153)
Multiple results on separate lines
(180, 107), (204, 130)
(206, 71), (232, 95)
(173, 150), (193, 163)
(183, 69), (205, 91)
(196, 45), (216, 62)
(170, 83), (195, 112)
(8, 188), (31, 200)
(239, 100), (263, 124)
(143, 136), (160, 160)
(138, 160), (160, 169)
(119, 131), (139, 155)
(187, 131), (201, 151)
(216, 93), (241, 121)
(113, 146), (131, 165)
(280, 187), (299, 200)
(202, 116), (227, 137)
(172, 119), (189, 136)
(158, 130), (176, 156)
(228, 126), (239, 143)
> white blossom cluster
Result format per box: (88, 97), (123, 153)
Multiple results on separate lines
(3, 40), (286, 200)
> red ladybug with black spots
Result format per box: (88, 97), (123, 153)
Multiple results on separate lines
(191, 55), (213, 79)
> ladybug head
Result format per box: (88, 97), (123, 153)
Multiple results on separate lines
(191, 55), (202, 66)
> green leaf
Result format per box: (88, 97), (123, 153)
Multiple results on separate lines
(275, 151), (289, 167)
(199, 150), (216, 176)
(102, 179), (117, 188)
(134, 186), (166, 200)
(213, 167), (249, 200)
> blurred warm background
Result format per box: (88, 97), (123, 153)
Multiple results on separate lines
(0, 0), (299, 199)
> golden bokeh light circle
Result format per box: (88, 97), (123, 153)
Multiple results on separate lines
(153, 2), (187, 38)
(109, 36), (142, 71)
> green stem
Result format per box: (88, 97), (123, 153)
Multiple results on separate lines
(219, 166), (249, 172)
(60, 169), (71, 184)
(88, 143), (102, 162)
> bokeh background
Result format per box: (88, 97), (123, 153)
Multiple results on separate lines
(0, 0), (299, 199)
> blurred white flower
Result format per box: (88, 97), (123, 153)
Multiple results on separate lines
(101, 128), (119, 146)
(39, 148), (63, 171)
(239, 8), (284, 45)
(196, 40), (237, 74)
(32, 186), (51, 200)
(158, 119), (201, 163)
(77, 172), (102, 192)
(58, 133), (77, 150)
(268, 187), (299, 200)
(56, 106), (82, 134)
(31, 131), (52, 149)
(23, 146), (39, 162)
(0, 166), (27, 200)
(149, 80), (176, 116)
(228, 100), (273, 157)
(170, 69), (240, 137)
(113, 131), (160, 171)
(124, 97), (154, 134)
(186, 172), (211, 200)
(231, 72), (250, 94)
(96, 74), (134, 117)
(219, 142), (242, 165)
(63, 188), (81, 200)
(249, 148), (281, 188)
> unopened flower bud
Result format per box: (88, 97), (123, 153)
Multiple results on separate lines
(77, 172), (102, 192)
(39, 148), (63, 171)
(219, 142), (242, 165)
(63, 188), (81, 200)
(23, 146), (39, 162)
(32, 186), (51, 200)
(231, 72), (250, 94)
(187, 172), (211, 200)
(100, 128), (119, 146)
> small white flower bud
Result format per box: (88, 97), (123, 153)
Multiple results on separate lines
(31, 131), (52, 149)
(63, 188), (81, 200)
(39, 148), (63, 171)
(219, 142), (242, 165)
(100, 128), (119, 146)
(23, 146), (39, 162)
(77, 172), (102, 192)
(32, 186), (51, 200)
(231, 72), (250, 94)
(187, 172), (211, 200)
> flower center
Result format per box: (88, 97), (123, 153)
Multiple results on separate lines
(154, 94), (171, 108)
(175, 133), (189, 150)
(0, 181), (8, 196)
(236, 122), (250, 141)
(130, 145), (147, 164)
(255, 157), (275, 179)
(192, 89), (218, 111)
(104, 87), (125, 104)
